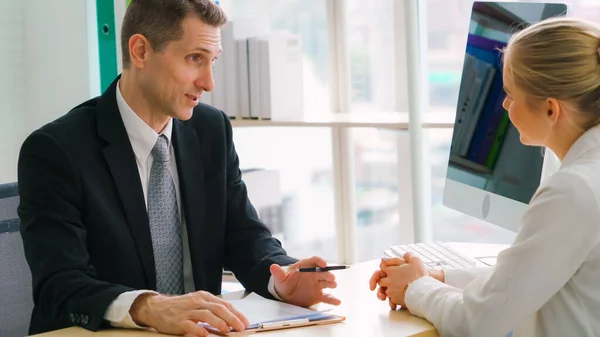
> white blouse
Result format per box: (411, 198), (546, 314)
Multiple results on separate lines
(405, 125), (600, 337)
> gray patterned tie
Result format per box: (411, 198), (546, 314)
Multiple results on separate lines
(148, 135), (184, 295)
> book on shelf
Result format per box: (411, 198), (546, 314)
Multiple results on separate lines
(256, 33), (303, 120)
(247, 36), (262, 119)
(198, 17), (304, 122)
(236, 39), (251, 119)
(207, 16), (270, 119)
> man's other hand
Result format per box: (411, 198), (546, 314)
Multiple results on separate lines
(270, 256), (342, 308)
(129, 291), (250, 337)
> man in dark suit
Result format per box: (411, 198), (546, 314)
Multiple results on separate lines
(17, 1), (340, 336)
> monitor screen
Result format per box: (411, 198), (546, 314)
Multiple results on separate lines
(443, 1), (567, 232)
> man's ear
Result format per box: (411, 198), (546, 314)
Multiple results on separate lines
(128, 33), (151, 68)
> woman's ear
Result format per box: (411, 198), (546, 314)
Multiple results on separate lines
(546, 98), (561, 124)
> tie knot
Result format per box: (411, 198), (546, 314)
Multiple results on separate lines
(152, 135), (170, 162)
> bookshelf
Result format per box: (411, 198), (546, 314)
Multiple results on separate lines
(230, 112), (455, 129)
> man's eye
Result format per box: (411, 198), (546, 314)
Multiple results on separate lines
(190, 54), (202, 63)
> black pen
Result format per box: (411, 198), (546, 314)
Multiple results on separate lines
(298, 265), (350, 272)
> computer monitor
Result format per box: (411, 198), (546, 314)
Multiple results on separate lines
(443, 1), (567, 232)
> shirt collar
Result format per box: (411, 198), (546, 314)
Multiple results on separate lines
(561, 124), (600, 167)
(116, 80), (173, 161)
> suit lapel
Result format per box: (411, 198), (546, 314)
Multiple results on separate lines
(96, 77), (156, 290)
(172, 120), (207, 291)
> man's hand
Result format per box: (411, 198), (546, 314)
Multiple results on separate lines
(270, 256), (342, 308)
(130, 291), (250, 337)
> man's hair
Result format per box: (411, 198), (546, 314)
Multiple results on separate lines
(121, 0), (227, 68)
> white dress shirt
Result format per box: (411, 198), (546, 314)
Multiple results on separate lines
(103, 81), (281, 328)
(405, 125), (600, 337)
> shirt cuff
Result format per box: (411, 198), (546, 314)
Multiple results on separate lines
(268, 275), (284, 301)
(104, 290), (159, 329)
(404, 276), (447, 318)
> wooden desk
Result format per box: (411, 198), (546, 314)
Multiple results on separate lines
(31, 259), (438, 337)
(31, 243), (510, 337)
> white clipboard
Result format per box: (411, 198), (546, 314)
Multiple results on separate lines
(202, 312), (346, 335)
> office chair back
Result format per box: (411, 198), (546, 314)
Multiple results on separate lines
(0, 182), (33, 337)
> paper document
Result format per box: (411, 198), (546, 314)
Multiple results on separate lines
(227, 292), (320, 325)
(198, 292), (344, 335)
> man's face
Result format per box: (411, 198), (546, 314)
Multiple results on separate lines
(140, 15), (221, 121)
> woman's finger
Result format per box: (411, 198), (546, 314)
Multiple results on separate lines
(380, 257), (405, 269)
(377, 286), (387, 301)
(379, 277), (392, 288)
(388, 298), (398, 311)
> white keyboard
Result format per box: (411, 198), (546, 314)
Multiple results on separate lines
(384, 242), (478, 269)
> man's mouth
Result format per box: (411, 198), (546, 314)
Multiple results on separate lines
(185, 94), (199, 102)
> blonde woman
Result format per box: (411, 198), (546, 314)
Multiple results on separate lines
(369, 17), (600, 337)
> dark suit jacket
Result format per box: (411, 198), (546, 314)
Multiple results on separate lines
(17, 76), (297, 335)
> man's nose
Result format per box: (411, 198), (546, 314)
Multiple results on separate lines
(196, 69), (215, 93)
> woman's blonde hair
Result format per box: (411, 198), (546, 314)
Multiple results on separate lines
(503, 17), (600, 130)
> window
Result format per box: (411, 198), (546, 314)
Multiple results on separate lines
(426, 0), (472, 113)
(344, 0), (407, 261)
(222, 1), (338, 261)
(233, 127), (338, 261)
(345, 0), (396, 112)
(351, 128), (406, 261)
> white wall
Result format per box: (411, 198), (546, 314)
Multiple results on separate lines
(24, 0), (99, 132)
(0, 0), (26, 183)
(0, 0), (100, 183)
